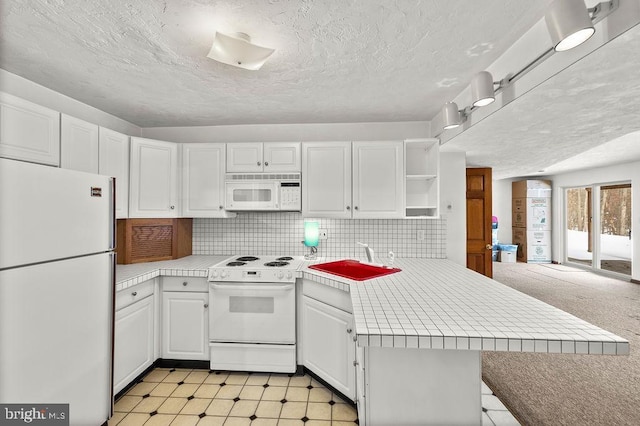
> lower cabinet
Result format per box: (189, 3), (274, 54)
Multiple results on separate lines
(114, 291), (155, 394)
(162, 291), (209, 360)
(301, 289), (356, 401)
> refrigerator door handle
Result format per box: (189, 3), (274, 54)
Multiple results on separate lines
(109, 177), (116, 251)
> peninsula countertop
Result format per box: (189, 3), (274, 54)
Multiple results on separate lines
(116, 255), (630, 356)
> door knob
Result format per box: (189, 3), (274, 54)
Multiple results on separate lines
(486, 244), (493, 250)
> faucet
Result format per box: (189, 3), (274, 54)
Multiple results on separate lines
(357, 242), (375, 263)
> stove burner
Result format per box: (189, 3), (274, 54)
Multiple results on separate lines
(226, 261), (246, 267)
(236, 256), (259, 262)
(276, 256), (293, 261)
(264, 261), (289, 267)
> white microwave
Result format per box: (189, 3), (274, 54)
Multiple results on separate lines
(225, 173), (301, 211)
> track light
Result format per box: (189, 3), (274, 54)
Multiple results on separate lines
(471, 71), (496, 107)
(545, 0), (595, 52)
(442, 102), (461, 130)
(207, 32), (275, 71)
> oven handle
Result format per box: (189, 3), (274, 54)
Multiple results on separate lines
(209, 282), (294, 292)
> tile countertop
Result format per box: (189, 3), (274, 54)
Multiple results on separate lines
(116, 255), (630, 356)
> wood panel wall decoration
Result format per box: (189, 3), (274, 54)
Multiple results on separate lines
(116, 218), (192, 264)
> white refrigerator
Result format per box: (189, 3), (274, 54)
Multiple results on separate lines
(0, 158), (115, 425)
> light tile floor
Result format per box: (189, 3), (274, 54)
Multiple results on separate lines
(110, 368), (520, 425)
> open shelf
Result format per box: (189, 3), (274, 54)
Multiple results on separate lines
(404, 138), (439, 218)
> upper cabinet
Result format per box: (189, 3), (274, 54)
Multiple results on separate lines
(404, 138), (439, 218)
(99, 127), (130, 219)
(0, 92), (60, 166)
(353, 141), (404, 219)
(302, 141), (404, 219)
(61, 114), (99, 173)
(302, 142), (352, 218)
(181, 143), (234, 218)
(129, 137), (179, 218)
(227, 142), (300, 173)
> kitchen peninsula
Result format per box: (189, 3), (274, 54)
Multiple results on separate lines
(116, 256), (629, 425)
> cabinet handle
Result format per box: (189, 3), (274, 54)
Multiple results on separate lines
(219, 205), (223, 210)
(257, 161), (261, 166)
(347, 328), (353, 334)
(354, 206), (359, 210)
(265, 161), (269, 166)
(183, 281), (188, 286)
(346, 206), (351, 210)
(131, 291), (137, 296)
(170, 205), (175, 210)
(204, 303), (209, 308)
(353, 360), (359, 367)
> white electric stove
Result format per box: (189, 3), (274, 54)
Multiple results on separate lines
(207, 255), (303, 373)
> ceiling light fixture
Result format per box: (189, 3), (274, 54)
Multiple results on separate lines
(206, 32), (275, 71)
(471, 71), (496, 107)
(442, 102), (461, 130)
(439, 0), (619, 133)
(545, 0), (595, 52)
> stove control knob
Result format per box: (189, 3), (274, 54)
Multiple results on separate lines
(210, 270), (218, 278)
(286, 272), (293, 279)
(277, 271), (284, 279)
(220, 270), (228, 278)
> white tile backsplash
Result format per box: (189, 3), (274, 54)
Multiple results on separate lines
(192, 212), (446, 258)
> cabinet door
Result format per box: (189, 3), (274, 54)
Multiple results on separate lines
(162, 292), (209, 360)
(0, 92), (60, 166)
(99, 127), (130, 219)
(182, 143), (227, 217)
(353, 141), (404, 218)
(60, 114), (99, 173)
(263, 142), (301, 172)
(226, 142), (263, 172)
(129, 137), (179, 217)
(114, 295), (154, 394)
(302, 142), (352, 218)
(301, 295), (356, 401)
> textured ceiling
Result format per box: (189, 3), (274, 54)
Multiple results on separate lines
(441, 23), (640, 179)
(0, 0), (553, 127)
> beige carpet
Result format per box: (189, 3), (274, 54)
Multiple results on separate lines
(482, 262), (640, 426)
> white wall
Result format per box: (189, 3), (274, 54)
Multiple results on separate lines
(0, 69), (140, 136)
(440, 152), (467, 266)
(141, 121), (429, 143)
(549, 161), (640, 281)
(492, 178), (517, 244)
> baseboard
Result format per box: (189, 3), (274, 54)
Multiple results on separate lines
(631, 278), (639, 285)
(155, 358), (210, 369)
(302, 366), (357, 407)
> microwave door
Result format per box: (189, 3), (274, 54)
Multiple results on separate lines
(226, 182), (279, 210)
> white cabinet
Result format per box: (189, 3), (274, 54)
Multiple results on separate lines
(114, 285), (155, 394)
(302, 141), (352, 218)
(0, 92), (60, 166)
(129, 137), (179, 218)
(352, 141), (404, 219)
(302, 141), (404, 219)
(227, 142), (300, 172)
(99, 127), (130, 219)
(182, 143), (234, 218)
(61, 114), (99, 173)
(405, 138), (439, 217)
(300, 279), (356, 401)
(162, 291), (209, 360)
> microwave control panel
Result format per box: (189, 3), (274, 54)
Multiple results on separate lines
(280, 182), (301, 211)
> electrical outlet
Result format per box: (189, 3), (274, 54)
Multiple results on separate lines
(319, 229), (328, 240)
(417, 230), (426, 240)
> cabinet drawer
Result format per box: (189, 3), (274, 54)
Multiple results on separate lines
(162, 276), (208, 292)
(302, 278), (352, 313)
(116, 280), (155, 311)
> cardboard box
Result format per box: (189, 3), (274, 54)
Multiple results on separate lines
(499, 250), (516, 263)
(512, 228), (551, 263)
(512, 197), (551, 230)
(512, 180), (552, 198)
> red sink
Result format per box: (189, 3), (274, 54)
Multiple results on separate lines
(308, 259), (401, 281)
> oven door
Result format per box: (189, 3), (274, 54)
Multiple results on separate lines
(225, 181), (279, 211)
(209, 282), (295, 344)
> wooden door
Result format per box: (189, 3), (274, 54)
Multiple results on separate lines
(466, 168), (493, 277)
